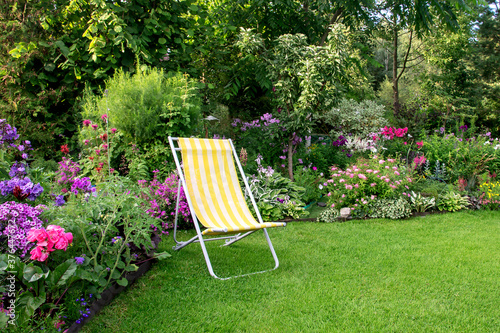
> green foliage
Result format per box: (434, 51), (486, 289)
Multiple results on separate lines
(236, 25), (368, 178)
(297, 140), (353, 175)
(293, 166), (326, 204)
(81, 67), (201, 146)
(408, 191), (436, 212)
(316, 207), (340, 223)
(322, 98), (388, 138)
(246, 163), (307, 220)
(437, 191), (470, 212)
(420, 133), (500, 184)
(367, 197), (412, 219)
(1, 0), (201, 159)
(43, 177), (162, 295)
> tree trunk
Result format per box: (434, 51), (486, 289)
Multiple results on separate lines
(287, 136), (294, 181)
(319, 8), (343, 46)
(392, 27), (400, 116)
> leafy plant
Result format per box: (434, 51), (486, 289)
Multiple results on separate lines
(81, 67), (201, 147)
(367, 197), (412, 220)
(437, 191), (469, 212)
(408, 191), (436, 212)
(321, 98), (388, 138)
(293, 166), (325, 204)
(245, 158), (307, 220)
(44, 177), (166, 295)
(316, 208), (340, 223)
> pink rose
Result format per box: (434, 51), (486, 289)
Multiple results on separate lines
(27, 229), (48, 243)
(65, 232), (73, 244)
(47, 229), (61, 243)
(55, 237), (68, 250)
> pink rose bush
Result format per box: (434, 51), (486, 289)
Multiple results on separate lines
(27, 225), (73, 262)
(325, 156), (413, 209)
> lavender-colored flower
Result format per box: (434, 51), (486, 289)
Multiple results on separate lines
(0, 176), (44, 201)
(54, 195), (66, 207)
(70, 177), (93, 196)
(75, 257), (85, 265)
(0, 119), (20, 149)
(9, 162), (27, 178)
(0, 202), (43, 256)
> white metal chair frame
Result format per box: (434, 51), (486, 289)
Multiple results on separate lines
(168, 136), (285, 280)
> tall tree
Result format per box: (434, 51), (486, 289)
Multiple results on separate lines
(373, 0), (475, 116)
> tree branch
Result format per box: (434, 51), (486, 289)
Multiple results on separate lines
(397, 28), (413, 81)
(319, 7), (343, 46)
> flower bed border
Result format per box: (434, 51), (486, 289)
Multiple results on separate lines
(66, 258), (155, 333)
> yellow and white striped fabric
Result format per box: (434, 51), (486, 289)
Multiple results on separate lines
(178, 138), (286, 235)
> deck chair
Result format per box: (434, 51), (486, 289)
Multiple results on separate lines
(168, 137), (286, 280)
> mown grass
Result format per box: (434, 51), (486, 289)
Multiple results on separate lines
(83, 210), (500, 333)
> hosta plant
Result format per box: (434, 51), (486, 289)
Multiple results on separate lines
(437, 191), (469, 212)
(408, 191), (436, 212)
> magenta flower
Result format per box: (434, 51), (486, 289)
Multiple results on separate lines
(101, 114), (108, 121)
(312, 167), (317, 171)
(111, 128), (117, 133)
(91, 124), (98, 130)
(83, 119), (91, 127)
(416, 141), (423, 149)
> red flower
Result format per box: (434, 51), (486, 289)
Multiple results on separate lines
(96, 167), (102, 173)
(89, 156), (94, 160)
(60, 144), (69, 154)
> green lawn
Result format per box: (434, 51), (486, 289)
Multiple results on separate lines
(83, 210), (500, 333)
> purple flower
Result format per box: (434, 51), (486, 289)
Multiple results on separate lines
(54, 195), (66, 207)
(459, 125), (468, 132)
(0, 202), (44, 256)
(9, 162), (27, 178)
(75, 257), (85, 265)
(70, 177), (93, 196)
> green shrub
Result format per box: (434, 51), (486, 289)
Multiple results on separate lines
(81, 66), (202, 146)
(437, 191), (470, 212)
(316, 207), (340, 223)
(367, 197), (412, 220)
(408, 191), (436, 212)
(321, 98), (387, 138)
(293, 166), (325, 204)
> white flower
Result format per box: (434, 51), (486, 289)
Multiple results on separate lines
(319, 184), (324, 190)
